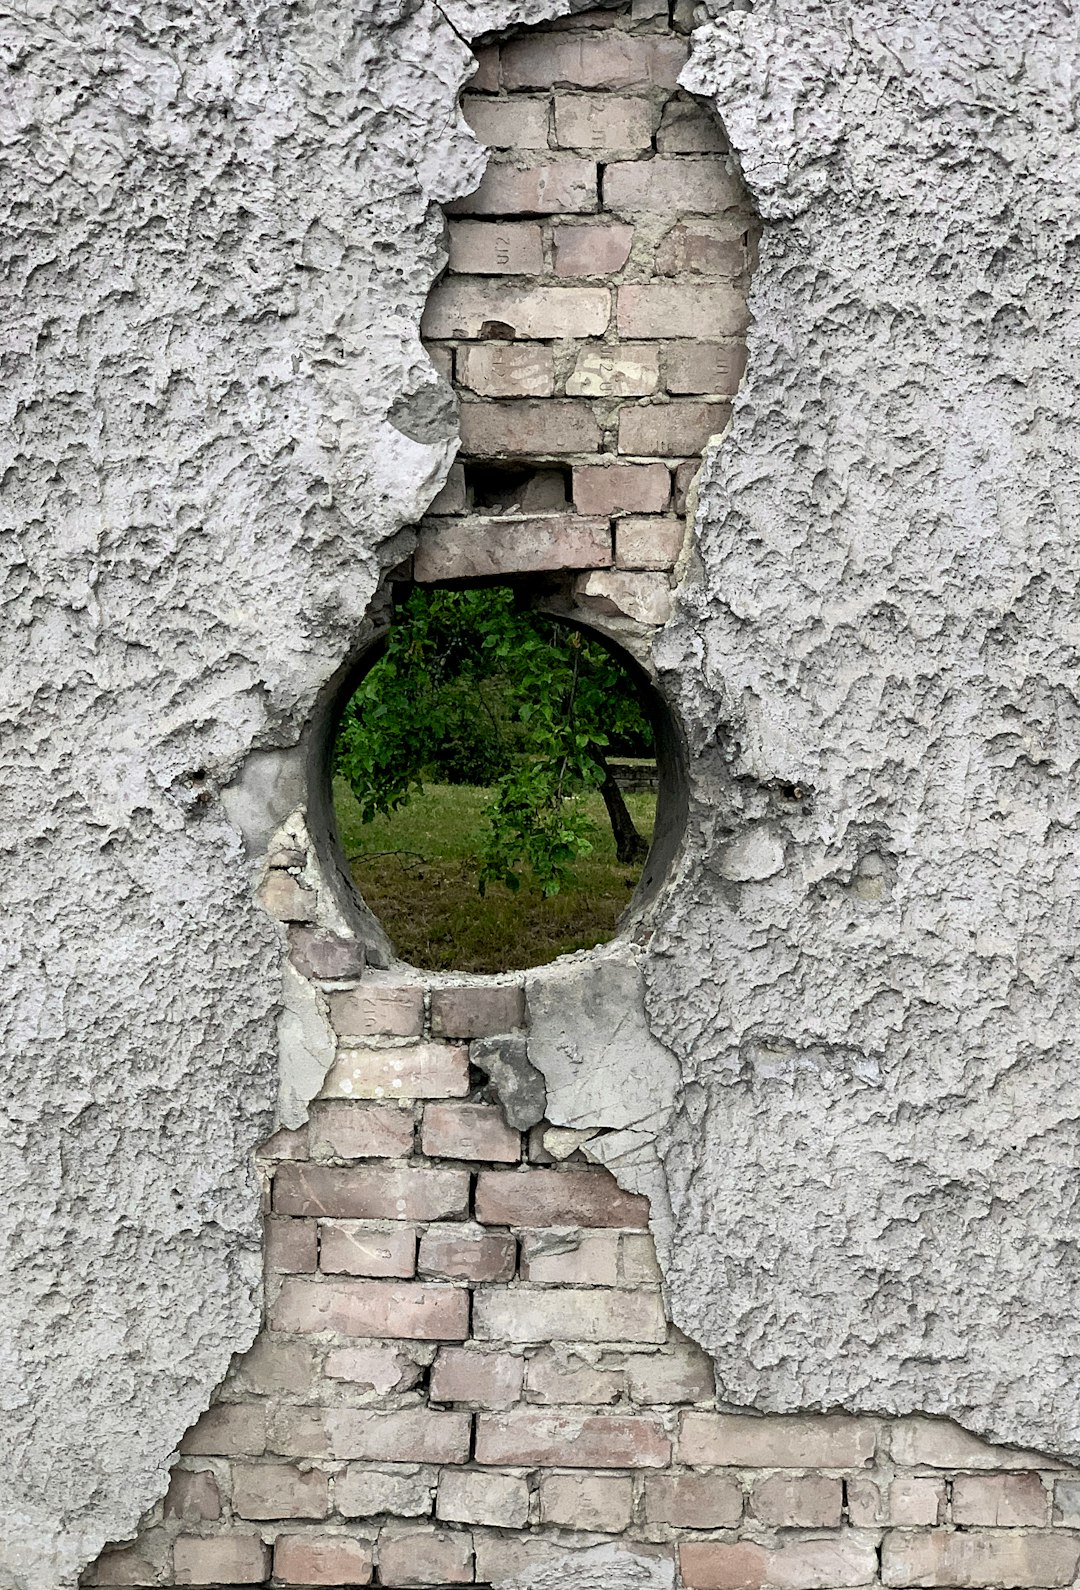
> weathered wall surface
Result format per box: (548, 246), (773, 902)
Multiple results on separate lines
(5, 0), (1080, 1584)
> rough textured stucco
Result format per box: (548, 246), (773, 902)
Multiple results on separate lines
(648, 0), (1080, 1460)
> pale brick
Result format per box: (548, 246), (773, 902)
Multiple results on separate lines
(566, 344), (659, 397)
(751, 1473), (843, 1528)
(519, 1229), (620, 1285)
(308, 1101), (414, 1161)
(232, 1336), (318, 1397)
(233, 1462), (330, 1520)
(952, 1471), (1048, 1526)
(430, 982), (525, 1037)
(656, 222), (745, 278)
(271, 1405), (471, 1463)
(428, 458), (466, 512)
(501, 33), (688, 91)
(422, 1103), (521, 1162)
(620, 1232), (663, 1284)
(173, 1536), (269, 1587)
(888, 1476), (946, 1526)
(554, 94), (655, 151)
(328, 982), (424, 1038)
(321, 1042), (469, 1102)
(673, 457), (700, 512)
(324, 1342), (423, 1393)
(846, 1475), (884, 1526)
(681, 1537), (879, 1590)
(259, 1123), (309, 1160)
(605, 156), (744, 216)
(163, 1469), (221, 1522)
(888, 1416), (1051, 1469)
(541, 1471), (633, 1531)
(85, 1543), (162, 1586)
(646, 1472), (743, 1528)
(664, 341), (746, 395)
(415, 514), (611, 583)
(618, 282), (747, 338)
(449, 156), (597, 216)
(419, 1222), (517, 1282)
(475, 1284), (666, 1344)
(426, 343), (454, 385)
(266, 1214), (317, 1274)
(554, 222), (634, 277)
(460, 398), (601, 456)
(1055, 1477), (1080, 1524)
(274, 1163), (468, 1221)
(289, 926), (365, 981)
(576, 569), (673, 626)
(881, 1529), (1080, 1589)
(573, 461), (670, 515)
(422, 280), (611, 340)
(462, 94), (550, 149)
(179, 1402), (265, 1457)
(618, 399), (731, 457)
(678, 1412), (877, 1468)
(274, 1534), (373, 1586)
(449, 219), (545, 277)
(430, 1346), (524, 1408)
(378, 1525), (473, 1587)
(318, 1220), (416, 1278)
(526, 1346), (624, 1406)
(477, 1408), (670, 1468)
(457, 342), (554, 397)
(626, 1341), (714, 1404)
(335, 1465), (437, 1519)
(616, 515), (685, 571)
(467, 44), (499, 92)
(656, 96), (729, 152)
(271, 1276), (467, 1339)
(476, 1167), (650, 1228)
(437, 1467), (530, 1527)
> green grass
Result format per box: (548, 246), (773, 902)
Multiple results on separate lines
(333, 776), (656, 973)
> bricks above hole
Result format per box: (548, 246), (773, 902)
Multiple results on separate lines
(474, 1167), (651, 1228)
(430, 982), (525, 1038)
(414, 514), (611, 583)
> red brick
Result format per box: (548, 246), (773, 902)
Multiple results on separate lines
(462, 94), (549, 148)
(266, 1215), (318, 1274)
(540, 1472), (633, 1532)
(179, 1402), (265, 1457)
(318, 1220), (416, 1277)
(678, 1412), (876, 1468)
(751, 1473), (843, 1528)
(274, 1534), (373, 1586)
(271, 1276), (468, 1339)
(430, 983), (525, 1038)
(566, 344), (659, 397)
(618, 282), (747, 339)
(422, 1103), (521, 1162)
(289, 926), (365, 980)
(656, 97), (729, 153)
(615, 515), (685, 571)
(308, 1101), (414, 1160)
(553, 93), (655, 151)
(457, 342), (553, 397)
(232, 1462), (330, 1520)
(501, 33), (688, 91)
(328, 982), (424, 1038)
(554, 223), (634, 277)
(437, 1468), (530, 1527)
(577, 568), (672, 625)
(475, 1167), (650, 1227)
(952, 1472), (1049, 1526)
(646, 1472), (743, 1528)
(881, 1529), (1080, 1589)
(460, 399), (601, 456)
(379, 1526), (474, 1586)
(259, 1123), (309, 1160)
(419, 1222), (517, 1282)
(430, 1346), (524, 1408)
(519, 1228), (619, 1284)
(656, 222), (745, 277)
(449, 156), (597, 216)
(422, 280), (610, 340)
(164, 1469), (221, 1522)
(173, 1536), (269, 1586)
(618, 400), (731, 457)
(573, 462), (670, 515)
(681, 1538), (879, 1590)
(274, 1163), (469, 1220)
(604, 156), (744, 216)
(414, 514), (611, 583)
(448, 220), (545, 277)
(322, 1043), (470, 1102)
(271, 1404), (471, 1463)
(664, 341), (747, 395)
(476, 1409), (669, 1467)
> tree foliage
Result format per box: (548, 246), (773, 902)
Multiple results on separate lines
(335, 586), (653, 896)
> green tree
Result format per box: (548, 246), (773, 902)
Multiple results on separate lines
(335, 586), (653, 896)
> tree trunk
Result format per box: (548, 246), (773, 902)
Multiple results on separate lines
(597, 753), (649, 865)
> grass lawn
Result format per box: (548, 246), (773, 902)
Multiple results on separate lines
(333, 776), (656, 973)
